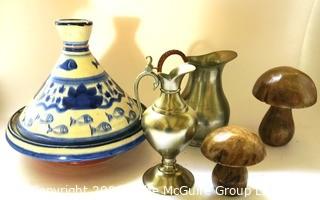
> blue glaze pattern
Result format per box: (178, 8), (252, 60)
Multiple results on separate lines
(62, 84), (103, 110)
(70, 114), (93, 126)
(105, 112), (113, 122)
(59, 59), (78, 71)
(113, 107), (125, 118)
(64, 47), (89, 52)
(50, 72), (107, 85)
(6, 133), (145, 162)
(96, 83), (103, 93)
(91, 59), (99, 68)
(63, 41), (88, 46)
(35, 73), (125, 113)
(17, 116), (142, 146)
(125, 110), (137, 123)
(47, 124), (68, 134)
(59, 85), (65, 93)
(90, 122), (112, 135)
(35, 113), (54, 124)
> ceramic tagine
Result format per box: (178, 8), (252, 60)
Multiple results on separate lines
(5, 19), (144, 163)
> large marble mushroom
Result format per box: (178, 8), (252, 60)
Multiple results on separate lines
(253, 66), (317, 146)
(201, 125), (266, 196)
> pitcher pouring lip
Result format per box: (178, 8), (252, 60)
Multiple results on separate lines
(187, 50), (237, 68)
(157, 63), (195, 92)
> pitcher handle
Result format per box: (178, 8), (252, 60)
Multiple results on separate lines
(134, 56), (160, 119)
(157, 49), (188, 72)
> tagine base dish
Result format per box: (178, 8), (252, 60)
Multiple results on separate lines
(142, 163), (194, 195)
(6, 108), (145, 163)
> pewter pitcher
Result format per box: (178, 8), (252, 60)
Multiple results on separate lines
(134, 50), (197, 195)
(182, 50), (237, 147)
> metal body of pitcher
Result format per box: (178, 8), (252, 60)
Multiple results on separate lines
(182, 50), (237, 147)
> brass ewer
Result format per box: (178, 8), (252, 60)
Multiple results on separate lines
(181, 50), (238, 147)
(134, 50), (197, 195)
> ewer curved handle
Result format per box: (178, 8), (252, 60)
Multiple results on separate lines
(134, 56), (160, 119)
(157, 49), (188, 72)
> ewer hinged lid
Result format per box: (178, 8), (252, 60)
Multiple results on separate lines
(6, 19), (144, 163)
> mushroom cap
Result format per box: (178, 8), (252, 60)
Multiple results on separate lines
(253, 66), (317, 108)
(201, 125), (266, 167)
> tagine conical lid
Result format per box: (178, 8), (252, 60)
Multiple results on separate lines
(6, 19), (144, 162)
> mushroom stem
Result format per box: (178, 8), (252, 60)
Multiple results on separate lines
(259, 106), (294, 146)
(212, 164), (248, 196)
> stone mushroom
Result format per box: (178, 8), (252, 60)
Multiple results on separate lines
(253, 66), (317, 146)
(201, 125), (266, 196)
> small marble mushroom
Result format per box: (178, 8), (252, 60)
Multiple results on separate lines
(201, 125), (266, 196)
(253, 66), (317, 146)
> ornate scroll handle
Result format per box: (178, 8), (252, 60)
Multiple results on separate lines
(134, 56), (160, 119)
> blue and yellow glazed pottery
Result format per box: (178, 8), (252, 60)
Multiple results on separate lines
(6, 19), (144, 163)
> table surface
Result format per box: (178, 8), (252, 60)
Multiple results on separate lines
(0, 105), (319, 200)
